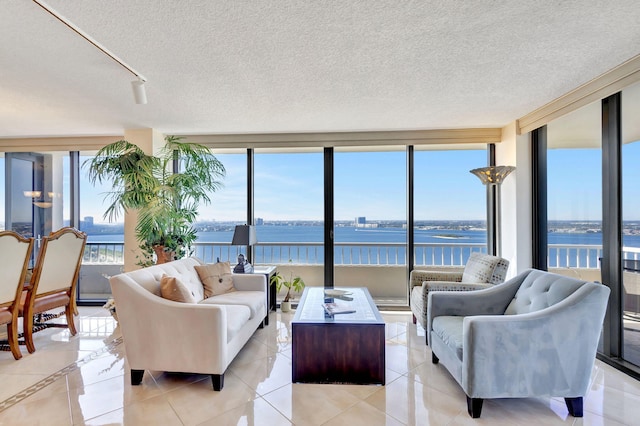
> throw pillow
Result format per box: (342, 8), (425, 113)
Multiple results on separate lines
(195, 262), (236, 297)
(160, 274), (197, 303)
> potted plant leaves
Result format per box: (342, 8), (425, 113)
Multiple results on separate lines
(85, 135), (225, 266)
(270, 271), (305, 312)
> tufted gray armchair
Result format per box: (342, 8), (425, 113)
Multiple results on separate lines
(410, 252), (509, 342)
(428, 269), (610, 418)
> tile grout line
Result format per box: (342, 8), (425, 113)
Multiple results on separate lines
(0, 336), (124, 413)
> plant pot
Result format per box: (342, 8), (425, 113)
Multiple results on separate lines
(153, 245), (175, 264)
(280, 301), (292, 312)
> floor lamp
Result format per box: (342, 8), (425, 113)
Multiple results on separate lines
(470, 166), (515, 257)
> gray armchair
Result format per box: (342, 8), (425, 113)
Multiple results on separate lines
(428, 269), (610, 418)
(410, 252), (509, 339)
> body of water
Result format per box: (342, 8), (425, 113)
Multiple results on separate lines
(85, 225), (640, 267)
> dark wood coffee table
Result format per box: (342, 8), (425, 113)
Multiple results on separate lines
(291, 287), (385, 385)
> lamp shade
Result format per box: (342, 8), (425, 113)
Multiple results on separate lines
(470, 166), (515, 185)
(231, 225), (257, 246)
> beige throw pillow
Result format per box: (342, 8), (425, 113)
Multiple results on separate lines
(195, 262), (236, 297)
(160, 274), (197, 303)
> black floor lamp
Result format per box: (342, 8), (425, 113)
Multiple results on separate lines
(470, 166), (515, 257)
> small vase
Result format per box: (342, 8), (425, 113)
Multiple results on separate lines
(280, 301), (291, 312)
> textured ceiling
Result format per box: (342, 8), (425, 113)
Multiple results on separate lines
(1, 0), (640, 138)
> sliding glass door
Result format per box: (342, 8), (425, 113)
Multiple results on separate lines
(621, 81), (640, 367)
(546, 101), (602, 283)
(334, 146), (407, 304)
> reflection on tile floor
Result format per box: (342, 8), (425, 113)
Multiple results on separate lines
(1, 308), (639, 425)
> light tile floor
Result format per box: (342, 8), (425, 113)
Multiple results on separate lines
(1, 307), (639, 425)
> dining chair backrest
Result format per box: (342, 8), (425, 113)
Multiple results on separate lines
(31, 227), (87, 296)
(0, 231), (33, 306)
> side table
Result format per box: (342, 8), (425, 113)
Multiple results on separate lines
(252, 265), (277, 325)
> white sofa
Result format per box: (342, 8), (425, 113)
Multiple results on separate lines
(109, 257), (267, 391)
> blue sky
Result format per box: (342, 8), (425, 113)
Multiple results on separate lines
(547, 148), (602, 221)
(202, 149), (489, 222)
(69, 149), (488, 223)
(4, 144), (639, 224)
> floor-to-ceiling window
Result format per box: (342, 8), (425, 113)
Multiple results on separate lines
(78, 152), (122, 300)
(546, 101), (603, 283)
(532, 89), (640, 378)
(3, 152), (69, 263)
(621, 81), (640, 367)
(254, 148), (324, 287)
(193, 149), (248, 263)
(334, 146), (407, 304)
(413, 146), (487, 267)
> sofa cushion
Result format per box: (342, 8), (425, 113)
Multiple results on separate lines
(225, 304), (251, 342)
(160, 274), (197, 303)
(199, 290), (264, 319)
(432, 316), (464, 361)
(504, 269), (585, 315)
(195, 262), (236, 298)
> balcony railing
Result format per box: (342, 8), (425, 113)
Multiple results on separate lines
(82, 242), (125, 264)
(80, 241), (639, 268)
(192, 241), (489, 266)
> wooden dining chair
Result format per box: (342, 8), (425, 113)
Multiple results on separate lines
(0, 231), (34, 360)
(20, 227), (87, 354)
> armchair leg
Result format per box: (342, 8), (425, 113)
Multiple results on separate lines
(466, 396), (483, 418)
(131, 369), (144, 385)
(565, 397), (583, 417)
(412, 314), (416, 324)
(432, 352), (439, 364)
(212, 374), (224, 391)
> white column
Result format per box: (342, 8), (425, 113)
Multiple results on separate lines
(497, 122), (532, 277)
(122, 129), (165, 271)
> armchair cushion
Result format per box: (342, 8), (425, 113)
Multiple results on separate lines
(462, 252), (510, 284)
(504, 272), (585, 315)
(160, 274), (197, 303)
(432, 316), (464, 361)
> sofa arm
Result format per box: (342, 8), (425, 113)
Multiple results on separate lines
(410, 269), (463, 290)
(461, 283), (610, 398)
(110, 274), (228, 374)
(232, 273), (266, 293)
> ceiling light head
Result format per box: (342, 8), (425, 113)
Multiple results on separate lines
(131, 79), (147, 104)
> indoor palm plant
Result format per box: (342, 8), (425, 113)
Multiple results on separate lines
(270, 270), (305, 312)
(85, 135), (225, 265)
